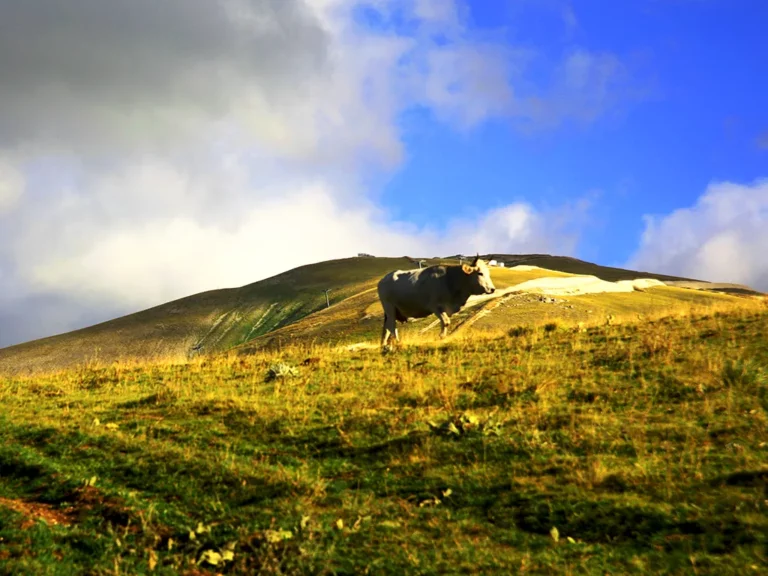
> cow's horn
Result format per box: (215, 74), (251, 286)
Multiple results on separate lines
(472, 253), (479, 266)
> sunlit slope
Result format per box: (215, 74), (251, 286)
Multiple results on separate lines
(239, 267), (762, 351)
(485, 254), (694, 283)
(466, 285), (761, 335)
(235, 266), (576, 351)
(0, 257), (415, 374)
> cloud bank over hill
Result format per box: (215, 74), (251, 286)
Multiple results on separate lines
(629, 180), (768, 292)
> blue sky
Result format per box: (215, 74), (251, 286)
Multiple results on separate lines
(0, 0), (767, 347)
(379, 0), (768, 267)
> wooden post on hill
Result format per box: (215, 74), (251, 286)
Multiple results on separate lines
(323, 289), (332, 308)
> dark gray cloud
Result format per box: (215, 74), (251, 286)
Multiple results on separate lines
(0, 0), (328, 153)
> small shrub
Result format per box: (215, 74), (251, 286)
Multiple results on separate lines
(509, 325), (533, 338)
(722, 359), (766, 389)
(590, 347), (631, 370)
(543, 322), (559, 333)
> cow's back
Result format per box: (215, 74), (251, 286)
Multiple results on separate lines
(377, 269), (418, 301)
(378, 267), (449, 319)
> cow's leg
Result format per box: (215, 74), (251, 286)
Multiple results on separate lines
(437, 311), (451, 338)
(391, 310), (401, 344)
(393, 308), (405, 343)
(381, 316), (391, 347)
(381, 303), (397, 347)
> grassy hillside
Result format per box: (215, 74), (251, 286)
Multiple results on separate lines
(1, 307), (767, 574)
(1, 255), (761, 375)
(0, 257), (415, 374)
(238, 269), (763, 354)
(236, 265), (576, 353)
(466, 285), (761, 334)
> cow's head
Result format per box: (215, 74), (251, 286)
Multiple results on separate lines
(461, 255), (496, 295)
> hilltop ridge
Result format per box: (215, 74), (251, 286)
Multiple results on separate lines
(0, 254), (762, 374)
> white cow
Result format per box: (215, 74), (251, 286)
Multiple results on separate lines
(377, 256), (496, 346)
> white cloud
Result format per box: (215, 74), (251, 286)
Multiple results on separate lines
(419, 42), (517, 129)
(0, 158), (24, 214)
(521, 48), (644, 129)
(9, 157), (582, 312)
(561, 3), (579, 37)
(628, 179), (768, 290)
(414, 0), (461, 26)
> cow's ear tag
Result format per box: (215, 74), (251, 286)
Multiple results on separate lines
(461, 264), (473, 274)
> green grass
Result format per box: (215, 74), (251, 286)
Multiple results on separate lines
(1, 307), (768, 574)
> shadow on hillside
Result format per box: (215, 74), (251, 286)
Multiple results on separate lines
(415, 480), (763, 554)
(0, 451), (52, 485)
(490, 488), (760, 552)
(1, 421), (299, 512)
(275, 427), (430, 461)
(116, 393), (172, 409)
(711, 469), (768, 489)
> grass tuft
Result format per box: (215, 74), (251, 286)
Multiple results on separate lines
(722, 359), (766, 390)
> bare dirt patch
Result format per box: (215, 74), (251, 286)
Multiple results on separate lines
(69, 485), (133, 527)
(0, 485), (134, 530)
(0, 496), (72, 528)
